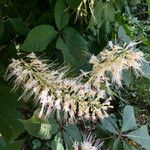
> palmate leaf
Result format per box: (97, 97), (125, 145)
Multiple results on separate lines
(21, 25), (58, 52)
(22, 111), (59, 140)
(101, 117), (119, 134)
(121, 105), (137, 132)
(63, 132), (73, 150)
(56, 27), (89, 68)
(55, 0), (70, 30)
(127, 125), (150, 150)
(64, 124), (82, 142)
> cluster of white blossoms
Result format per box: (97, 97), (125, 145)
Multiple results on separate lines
(5, 41), (146, 122)
(73, 133), (103, 150)
(89, 41), (146, 87)
(5, 53), (112, 122)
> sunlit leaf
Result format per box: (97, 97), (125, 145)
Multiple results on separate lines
(21, 25), (58, 52)
(22, 111), (59, 140)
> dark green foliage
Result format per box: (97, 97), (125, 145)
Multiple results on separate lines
(21, 25), (58, 52)
(99, 105), (150, 150)
(0, 80), (24, 150)
(0, 0), (150, 150)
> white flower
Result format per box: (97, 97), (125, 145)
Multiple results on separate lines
(73, 133), (103, 150)
(97, 89), (106, 99)
(38, 89), (49, 118)
(90, 41), (146, 87)
(54, 99), (61, 110)
(89, 55), (99, 65)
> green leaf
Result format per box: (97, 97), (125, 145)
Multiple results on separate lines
(21, 25), (58, 52)
(63, 132), (73, 150)
(56, 36), (77, 66)
(0, 81), (24, 142)
(97, 124), (110, 139)
(0, 19), (4, 42)
(103, 2), (115, 23)
(64, 124), (82, 142)
(122, 69), (135, 87)
(56, 27), (88, 68)
(9, 18), (30, 35)
(127, 125), (150, 150)
(55, 0), (70, 30)
(51, 133), (64, 150)
(121, 105), (137, 132)
(113, 138), (123, 150)
(22, 111), (59, 140)
(101, 117), (119, 134)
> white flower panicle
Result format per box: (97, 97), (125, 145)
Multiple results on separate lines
(5, 53), (112, 121)
(89, 41), (146, 87)
(6, 41), (144, 121)
(73, 133), (103, 150)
